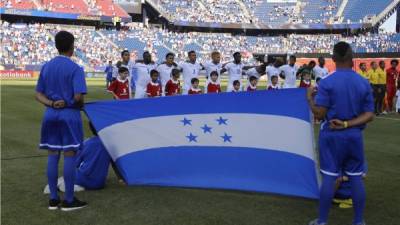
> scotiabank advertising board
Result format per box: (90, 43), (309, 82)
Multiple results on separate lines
(0, 70), (35, 79)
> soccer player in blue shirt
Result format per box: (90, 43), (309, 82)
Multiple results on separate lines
(35, 31), (88, 211)
(104, 60), (113, 88)
(307, 42), (374, 225)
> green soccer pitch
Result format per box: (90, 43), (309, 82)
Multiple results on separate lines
(1, 78), (399, 225)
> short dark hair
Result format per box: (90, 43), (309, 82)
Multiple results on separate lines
(370, 61), (376, 66)
(188, 50), (196, 56)
(191, 77), (199, 84)
(309, 60), (316, 66)
(108, 60), (112, 63)
(359, 62), (366, 67)
(118, 66), (129, 74)
(271, 75), (278, 80)
(316, 77), (322, 83)
(233, 52), (241, 57)
(249, 76), (257, 82)
(333, 41), (353, 63)
(289, 55), (296, 60)
(210, 71), (219, 77)
(390, 59), (399, 65)
(55, 31), (74, 53)
(150, 69), (159, 76)
(233, 80), (240, 86)
(143, 51), (151, 57)
(171, 68), (180, 77)
(121, 50), (129, 57)
(166, 52), (175, 58)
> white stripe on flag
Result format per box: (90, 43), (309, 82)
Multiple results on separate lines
(99, 113), (314, 161)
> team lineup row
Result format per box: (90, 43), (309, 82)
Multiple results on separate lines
(105, 50), (327, 99)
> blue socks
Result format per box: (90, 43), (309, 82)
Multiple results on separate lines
(63, 155), (77, 203)
(318, 175), (336, 224)
(47, 153), (60, 200)
(318, 175), (366, 224)
(350, 176), (366, 224)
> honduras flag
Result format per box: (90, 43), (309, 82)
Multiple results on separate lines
(85, 89), (319, 199)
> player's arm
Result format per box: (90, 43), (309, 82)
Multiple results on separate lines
(35, 92), (65, 109)
(329, 112), (374, 130)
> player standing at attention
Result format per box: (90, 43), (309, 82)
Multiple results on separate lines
(313, 57), (329, 79)
(104, 60), (113, 88)
(156, 52), (176, 95)
(178, 51), (203, 94)
(35, 31), (88, 211)
(385, 59), (399, 113)
(133, 51), (157, 98)
(202, 51), (223, 92)
(308, 42), (374, 225)
(265, 59), (283, 87)
(113, 50), (134, 97)
(146, 70), (162, 98)
(107, 67), (130, 100)
(221, 52), (251, 92)
(279, 55), (298, 88)
(207, 71), (221, 93)
(165, 68), (181, 96)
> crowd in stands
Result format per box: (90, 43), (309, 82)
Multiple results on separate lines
(155, 0), (253, 24)
(2, 21), (400, 70)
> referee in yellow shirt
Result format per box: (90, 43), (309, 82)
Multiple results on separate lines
(358, 63), (369, 81)
(368, 61), (386, 115)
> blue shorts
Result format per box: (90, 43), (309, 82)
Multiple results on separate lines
(319, 129), (365, 177)
(39, 108), (83, 151)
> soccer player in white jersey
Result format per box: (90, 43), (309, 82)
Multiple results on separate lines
(221, 52), (251, 92)
(132, 51), (157, 99)
(265, 59), (283, 87)
(245, 64), (266, 89)
(156, 52), (176, 95)
(113, 50), (135, 98)
(202, 51), (222, 93)
(178, 51), (203, 95)
(279, 55), (299, 88)
(313, 56), (329, 79)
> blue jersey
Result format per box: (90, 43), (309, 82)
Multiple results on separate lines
(36, 55), (87, 151)
(105, 65), (113, 81)
(75, 136), (111, 189)
(36, 55), (87, 107)
(315, 69), (374, 131)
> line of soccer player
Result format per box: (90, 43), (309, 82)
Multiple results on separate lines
(104, 50), (330, 100)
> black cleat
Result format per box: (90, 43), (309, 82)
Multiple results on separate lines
(60, 197), (87, 211)
(48, 199), (60, 210)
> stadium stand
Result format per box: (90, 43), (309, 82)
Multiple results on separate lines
(0, 0), (37, 9)
(343, 0), (393, 23)
(1, 20), (400, 71)
(41, 0), (90, 14)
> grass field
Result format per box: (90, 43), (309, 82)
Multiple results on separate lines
(1, 78), (400, 225)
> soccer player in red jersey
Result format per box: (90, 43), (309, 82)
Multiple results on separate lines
(165, 68), (181, 96)
(267, 75), (280, 90)
(247, 76), (258, 92)
(207, 71), (221, 93)
(107, 67), (130, 100)
(385, 59), (399, 113)
(299, 70), (312, 88)
(188, 78), (202, 94)
(146, 70), (162, 98)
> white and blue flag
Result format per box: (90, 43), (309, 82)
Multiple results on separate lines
(85, 89), (319, 199)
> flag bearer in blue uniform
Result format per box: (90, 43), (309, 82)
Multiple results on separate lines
(307, 42), (374, 225)
(35, 30), (88, 211)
